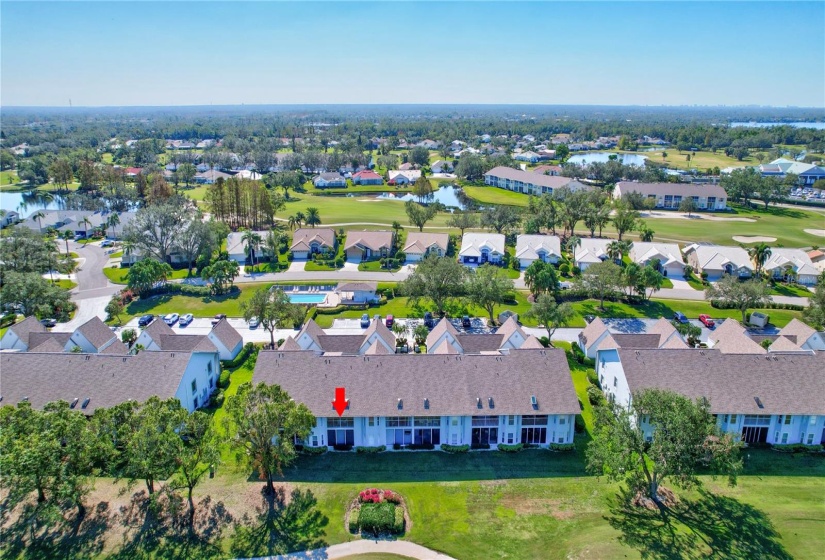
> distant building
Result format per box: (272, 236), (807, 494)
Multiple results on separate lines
(403, 232), (449, 262)
(388, 170), (421, 185)
(614, 182), (728, 211)
(313, 172), (347, 188)
(683, 244), (752, 281)
(515, 235), (562, 269)
(290, 228), (337, 259)
(344, 230), (394, 261)
(459, 233), (505, 266)
(629, 242), (686, 278)
(351, 169), (384, 185)
(484, 166), (589, 196)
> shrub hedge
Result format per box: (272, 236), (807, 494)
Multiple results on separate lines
(497, 443), (524, 453)
(549, 443), (575, 452)
(355, 445), (386, 453)
(393, 506), (405, 534)
(348, 508), (359, 533)
(710, 300), (804, 312)
(221, 342), (258, 369)
(440, 444), (470, 453)
(772, 443), (823, 454)
(587, 385), (606, 406)
(301, 446), (328, 456)
(217, 367), (231, 389)
(358, 502), (398, 535)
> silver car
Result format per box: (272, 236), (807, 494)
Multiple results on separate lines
(179, 313), (194, 327)
(248, 316), (260, 328)
(163, 313), (180, 326)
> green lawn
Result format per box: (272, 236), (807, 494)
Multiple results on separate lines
(119, 282), (273, 322)
(358, 260), (402, 272)
(102, 266), (193, 285)
(770, 283), (812, 297)
(52, 279), (77, 290)
(628, 148), (760, 171)
(279, 194), (455, 228)
(461, 185), (530, 207)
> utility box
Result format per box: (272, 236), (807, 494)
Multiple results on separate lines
(748, 312), (770, 328)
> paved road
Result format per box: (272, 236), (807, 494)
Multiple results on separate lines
(244, 539), (456, 560)
(54, 295), (112, 332)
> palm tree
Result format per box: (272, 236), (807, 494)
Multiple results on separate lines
(242, 231), (262, 265)
(305, 207), (321, 228)
(748, 243), (772, 276)
(606, 240), (623, 263)
(295, 212), (306, 228)
(62, 230), (73, 257)
(107, 213), (121, 242)
(32, 210), (46, 232)
(287, 215), (297, 230)
(566, 235), (581, 256)
(79, 217), (92, 239)
(265, 231), (279, 264)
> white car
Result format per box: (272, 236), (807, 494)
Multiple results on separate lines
(248, 316), (260, 328)
(163, 313), (180, 326)
(179, 313), (194, 327)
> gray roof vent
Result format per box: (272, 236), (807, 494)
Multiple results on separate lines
(530, 395), (538, 410)
(397, 398), (403, 410)
(476, 397), (482, 409)
(754, 396), (764, 409)
(70, 398), (79, 409)
(424, 398), (430, 409)
(488, 397), (494, 409)
(81, 397), (91, 409)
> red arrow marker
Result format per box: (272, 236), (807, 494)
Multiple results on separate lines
(332, 387), (348, 417)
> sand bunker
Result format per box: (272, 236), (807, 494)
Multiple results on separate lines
(804, 229), (825, 237)
(732, 236), (777, 243)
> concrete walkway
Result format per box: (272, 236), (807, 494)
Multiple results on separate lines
(248, 539), (456, 560)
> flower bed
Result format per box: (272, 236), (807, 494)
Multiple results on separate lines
(347, 488), (407, 537)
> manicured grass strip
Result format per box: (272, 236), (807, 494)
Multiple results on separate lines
(461, 185), (530, 207)
(102, 266), (194, 285)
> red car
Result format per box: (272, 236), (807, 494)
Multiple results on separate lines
(698, 314), (715, 328)
(385, 314), (394, 328)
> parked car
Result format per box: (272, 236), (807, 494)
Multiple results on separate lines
(373, 314), (381, 324)
(360, 313), (371, 328)
(698, 314), (715, 328)
(179, 313), (194, 327)
(385, 314), (394, 328)
(40, 318), (57, 328)
(584, 315), (595, 324)
(673, 312), (689, 324)
(138, 314), (155, 327)
(211, 313), (226, 326)
(100, 240), (113, 247)
(163, 313), (180, 326)
(461, 315), (471, 329)
(248, 316), (260, 328)
(423, 311), (434, 328)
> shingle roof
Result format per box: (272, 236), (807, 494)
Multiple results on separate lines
(142, 318), (175, 340)
(364, 340), (393, 355)
(610, 334), (663, 349)
(336, 282), (377, 293)
(708, 319), (766, 355)
(210, 319), (243, 351)
(7, 316), (46, 347)
(362, 320), (396, 351)
(618, 349), (825, 415)
(521, 335), (545, 349)
(615, 181), (728, 199)
(99, 340), (130, 355)
(314, 335), (365, 354)
(686, 245), (751, 272)
(578, 317), (607, 346)
(27, 338), (67, 353)
(253, 348), (580, 416)
(630, 242), (685, 268)
(157, 334), (218, 353)
(344, 230), (393, 251)
(459, 233), (505, 257)
(403, 233), (449, 254)
(454, 334), (504, 353)
(484, 166), (580, 190)
(291, 228), (336, 251)
(426, 318), (459, 349)
(75, 317), (116, 350)
(574, 238), (612, 265)
(0, 352), (193, 414)
(767, 336), (806, 353)
(278, 337), (303, 351)
(28, 332), (71, 350)
(515, 235), (562, 260)
(778, 318), (816, 344)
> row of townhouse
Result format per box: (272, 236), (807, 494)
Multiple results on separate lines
(613, 181), (729, 210)
(758, 158), (825, 186)
(13, 209), (136, 237)
(483, 166), (590, 196)
(593, 317), (825, 446)
(263, 318), (579, 449)
(684, 244), (820, 284)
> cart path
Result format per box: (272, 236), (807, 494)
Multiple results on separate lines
(244, 538), (457, 560)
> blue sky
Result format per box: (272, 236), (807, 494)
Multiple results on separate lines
(1, 1), (823, 107)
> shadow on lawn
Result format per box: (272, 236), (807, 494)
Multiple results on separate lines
(606, 487), (792, 560)
(108, 490), (231, 560)
(229, 486), (328, 558)
(279, 448), (586, 484)
(1, 500), (113, 560)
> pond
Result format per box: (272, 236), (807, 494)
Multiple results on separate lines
(730, 122), (825, 130)
(567, 152), (648, 167)
(0, 191), (66, 218)
(377, 185), (466, 210)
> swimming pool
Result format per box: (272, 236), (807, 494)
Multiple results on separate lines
(288, 293), (328, 304)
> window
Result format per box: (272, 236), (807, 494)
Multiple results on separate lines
(559, 417), (567, 425)
(781, 433), (788, 444)
(387, 416), (411, 427)
(729, 414), (737, 424)
(743, 415), (771, 426)
(326, 417), (354, 447)
(507, 433), (514, 444)
(207, 362), (212, 374)
(193, 397), (198, 408)
(808, 433), (815, 445)
(209, 377), (214, 389)
(311, 436), (318, 447)
(521, 426), (547, 444)
(191, 380), (197, 394)
(557, 436), (565, 443)
(810, 416), (818, 425)
(521, 415), (548, 426)
(451, 417), (459, 426)
(613, 377), (618, 388)
(414, 416), (440, 427)
(774, 431), (780, 442)
(508, 415), (515, 426)
(784, 415), (792, 425)
(368, 417), (375, 427)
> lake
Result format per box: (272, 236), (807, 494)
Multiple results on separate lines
(0, 191), (66, 218)
(377, 185), (466, 210)
(730, 122), (825, 130)
(567, 152), (648, 166)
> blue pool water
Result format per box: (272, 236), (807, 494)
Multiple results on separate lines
(288, 293), (328, 304)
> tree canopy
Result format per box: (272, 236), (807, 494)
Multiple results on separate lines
(400, 254), (467, 316)
(705, 276), (771, 324)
